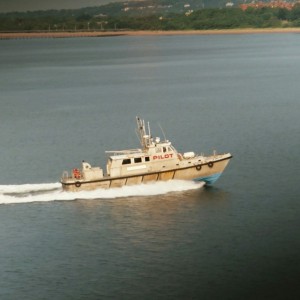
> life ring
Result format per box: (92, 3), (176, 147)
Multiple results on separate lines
(75, 181), (81, 188)
(208, 162), (214, 168)
(196, 165), (201, 171)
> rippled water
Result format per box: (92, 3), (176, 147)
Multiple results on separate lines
(0, 34), (299, 299)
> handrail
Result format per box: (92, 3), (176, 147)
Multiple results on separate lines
(105, 149), (142, 154)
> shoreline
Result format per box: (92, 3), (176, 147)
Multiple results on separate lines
(1, 28), (300, 39)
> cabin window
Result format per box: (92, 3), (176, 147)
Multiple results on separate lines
(145, 156), (150, 162)
(163, 147), (167, 152)
(134, 157), (142, 163)
(168, 147), (172, 152)
(122, 159), (131, 165)
(156, 148), (162, 153)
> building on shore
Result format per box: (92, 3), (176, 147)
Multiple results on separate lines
(240, 1), (296, 11)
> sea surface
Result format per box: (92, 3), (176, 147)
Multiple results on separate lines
(0, 33), (299, 299)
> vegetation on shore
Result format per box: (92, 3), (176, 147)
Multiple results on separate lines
(1, 3), (300, 32)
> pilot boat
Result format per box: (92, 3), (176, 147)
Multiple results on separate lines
(61, 117), (232, 191)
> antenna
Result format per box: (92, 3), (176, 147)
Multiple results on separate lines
(148, 121), (151, 140)
(158, 123), (167, 141)
(135, 129), (142, 145)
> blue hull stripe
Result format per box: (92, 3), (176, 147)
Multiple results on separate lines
(193, 173), (222, 185)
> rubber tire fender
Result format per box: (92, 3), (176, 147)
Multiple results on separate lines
(196, 165), (201, 171)
(75, 181), (81, 188)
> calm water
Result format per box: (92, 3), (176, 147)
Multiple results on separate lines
(0, 34), (299, 299)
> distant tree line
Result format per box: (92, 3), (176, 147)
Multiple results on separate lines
(1, 6), (300, 32)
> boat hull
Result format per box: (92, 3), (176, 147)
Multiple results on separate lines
(61, 156), (231, 192)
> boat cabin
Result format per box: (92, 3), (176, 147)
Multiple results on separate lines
(106, 140), (179, 177)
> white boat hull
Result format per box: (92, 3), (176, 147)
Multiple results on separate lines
(61, 156), (231, 192)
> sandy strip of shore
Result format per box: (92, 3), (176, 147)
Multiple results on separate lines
(1, 28), (300, 39)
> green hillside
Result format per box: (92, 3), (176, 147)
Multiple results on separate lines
(1, 0), (300, 31)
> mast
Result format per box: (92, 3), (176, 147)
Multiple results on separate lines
(136, 116), (152, 149)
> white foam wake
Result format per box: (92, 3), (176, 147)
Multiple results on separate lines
(0, 180), (204, 205)
(0, 182), (61, 194)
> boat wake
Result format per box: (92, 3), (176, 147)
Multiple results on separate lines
(0, 180), (205, 205)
